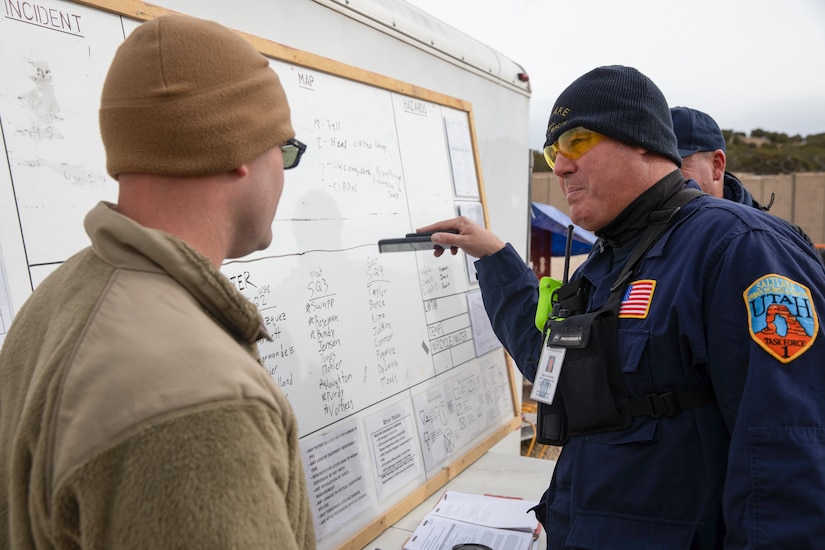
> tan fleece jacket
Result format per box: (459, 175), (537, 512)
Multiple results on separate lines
(0, 202), (315, 549)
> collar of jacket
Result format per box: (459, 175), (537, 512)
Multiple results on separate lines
(723, 171), (765, 210)
(86, 202), (270, 344)
(595, 169), (686, 249)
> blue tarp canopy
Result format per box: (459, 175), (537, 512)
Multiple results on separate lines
(530, 202), (597, 256)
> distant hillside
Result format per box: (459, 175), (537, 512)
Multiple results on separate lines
(724, 130), (825, 174)
(532, 130), (825, 175)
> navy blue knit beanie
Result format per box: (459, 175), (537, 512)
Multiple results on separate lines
(544, 65), (681, 167)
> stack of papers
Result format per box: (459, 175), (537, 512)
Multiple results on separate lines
(403, 491), (540, 550)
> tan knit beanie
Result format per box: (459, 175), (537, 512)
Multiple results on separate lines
(99, 14), (294, 179)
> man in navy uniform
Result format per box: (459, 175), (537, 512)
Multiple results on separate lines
(672, 105), (824, 263)
(419, 66), (825, 548)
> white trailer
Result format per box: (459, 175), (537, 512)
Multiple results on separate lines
(155, 0), (533, 252)
(0, 1), (532, 547)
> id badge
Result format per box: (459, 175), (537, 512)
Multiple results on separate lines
(530, 331), (566, 405)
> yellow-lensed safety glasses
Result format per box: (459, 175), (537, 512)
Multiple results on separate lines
(543, 127), (607, 169)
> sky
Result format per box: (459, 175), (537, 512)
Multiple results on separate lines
(404, 0), (825, 150)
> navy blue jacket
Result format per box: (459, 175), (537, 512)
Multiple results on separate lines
(476, 188), (825, 548)
(723, 171), (761, 208)
(725, 171), (824, 264)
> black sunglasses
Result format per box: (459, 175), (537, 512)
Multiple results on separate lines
(281, 137), (307, 170)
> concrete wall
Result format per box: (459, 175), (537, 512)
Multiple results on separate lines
(531, 172), (825, 245)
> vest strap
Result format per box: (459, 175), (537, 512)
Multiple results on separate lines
(629, 386), (716, 418)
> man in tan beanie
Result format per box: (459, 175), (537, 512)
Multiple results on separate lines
(0, 13), (315, 550)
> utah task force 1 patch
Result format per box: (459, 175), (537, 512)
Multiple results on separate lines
(744, 274), (818, 363)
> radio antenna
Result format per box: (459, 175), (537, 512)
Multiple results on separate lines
(562, 225), (574, 284)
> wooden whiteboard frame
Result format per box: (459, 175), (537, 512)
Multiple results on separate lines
(70, 1), (523, 547)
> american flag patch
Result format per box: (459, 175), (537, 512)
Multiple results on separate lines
(618, 279), (656, 319)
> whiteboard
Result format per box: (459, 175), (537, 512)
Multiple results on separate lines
(0, 2), (520, 548)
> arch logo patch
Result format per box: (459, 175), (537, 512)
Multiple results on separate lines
(744, 274), (818, 363)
